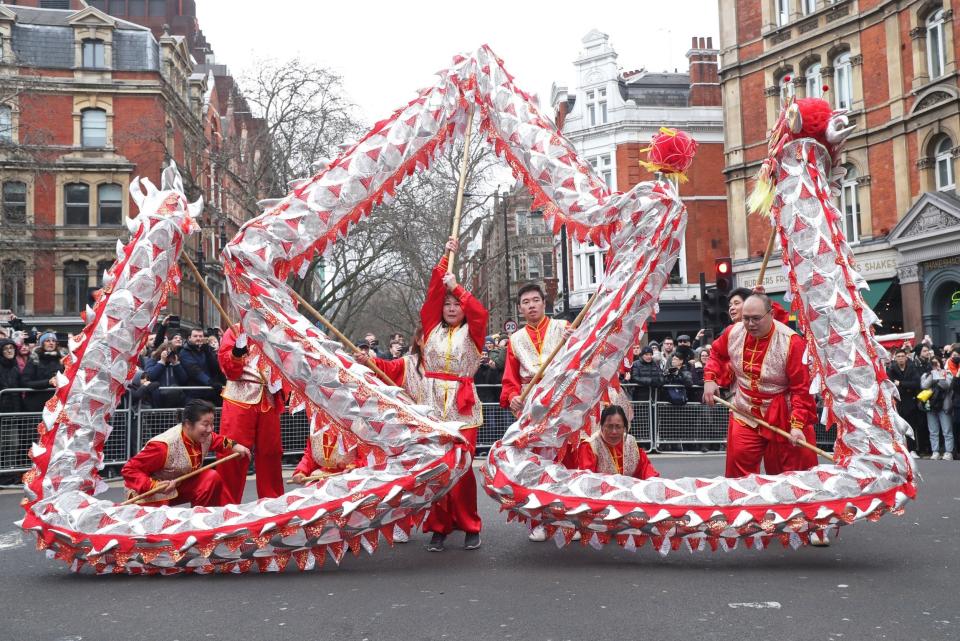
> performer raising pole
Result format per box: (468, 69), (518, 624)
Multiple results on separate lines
(359, 235), (488, 551)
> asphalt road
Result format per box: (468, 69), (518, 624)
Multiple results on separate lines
(1, 455), (957, 641)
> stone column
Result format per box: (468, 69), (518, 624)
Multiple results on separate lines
(897, 263), (923, 338)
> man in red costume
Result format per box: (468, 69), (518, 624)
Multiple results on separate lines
(703, 294), (818, 477)
(500, 283), (570, 416)
(122, 399), (250, 506)
(216, 326), (286, 502)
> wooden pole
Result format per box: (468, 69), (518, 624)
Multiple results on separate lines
(754, 229), (778, 292)
(121, 452), (243, 506)
(447, 108), (476, 274)
(712, 395), (834, 462)
(288, 289), (393, 385)
(518, 290), (600, 405)
(182, 253), (236, 328)
(298, 469), (347, 484)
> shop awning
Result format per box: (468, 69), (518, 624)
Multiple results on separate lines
(767, 278), (893, 312)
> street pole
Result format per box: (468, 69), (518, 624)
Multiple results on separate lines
(196, 245), (206, 329)
(502, 193), (512, 324)
(559, 224), (571, 320)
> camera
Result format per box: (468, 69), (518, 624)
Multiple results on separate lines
(166, 315), (180, 330)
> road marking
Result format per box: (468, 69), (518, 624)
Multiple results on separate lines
(728, 602), (781, 609)
(0, 530), (24, 551)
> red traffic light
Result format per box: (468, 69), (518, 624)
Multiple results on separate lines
(714, 257), (732, 294)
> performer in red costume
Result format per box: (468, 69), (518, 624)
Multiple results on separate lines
(215, 326), (286, 502)
(703, 294), (818, 477)
(359, 237), (488, 552)
(122, 399), (250, 506)
(290, 423), (384, 483)
(499, 283), (571, 415)
(577, 405), (658, 480)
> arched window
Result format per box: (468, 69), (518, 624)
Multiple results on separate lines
(64, 183), (89, 226)
(934, 136), (954, 191)
(0, 105), (11, 142)
(81, 108), (107, 147)
(927, 9), (946, 80)
(2, 181), (26, 224)
(0, 260), (26, 315)
(833, 53), (853, 110)
(82, 39), (105, 69)
(805, 63), (823, 98)
(97, 183), (122, 226)
(778, 74), (793, 110)
(839, 164), (861, 243)
(63, 260), (88, 314)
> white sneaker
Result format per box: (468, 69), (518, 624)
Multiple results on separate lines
(944, 452), (954, 461)
(931, 452), (942, 460)
(528, 525), (547, 542)
(393, 525), (409, 543)
(571, 531), (582, 541)
(809, 530), (830, 547)
(910, 451), (920, 459)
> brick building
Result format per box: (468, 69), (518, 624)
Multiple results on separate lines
(719, 0), (960, 345)
(0, 0), (270, 335)
(549, 30), (728, 339)
(473, 186), (558, 334)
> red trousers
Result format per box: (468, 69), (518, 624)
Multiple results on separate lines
(424, 428), (482, 536)
(725, 419), (817, 478)
(148, 470), (227, 507)
(217, 400), (284, 502)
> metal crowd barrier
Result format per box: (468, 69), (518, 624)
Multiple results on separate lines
(1, 382), (838, 477)
(0, 387), (132, 474)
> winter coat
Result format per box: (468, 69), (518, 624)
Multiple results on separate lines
(630, 359), (663, 401)
(144, 357), (189, 408)
(179, 342), (223, 388)
(21, 348), (65, 412)
(921, 368), (954, 413)
(886, 361), (923, 415)
(0, 339), (24, 413)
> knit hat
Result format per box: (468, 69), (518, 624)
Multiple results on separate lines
(38, 331), (57, 345)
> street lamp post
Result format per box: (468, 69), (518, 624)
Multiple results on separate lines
(196, 244), (206, 328)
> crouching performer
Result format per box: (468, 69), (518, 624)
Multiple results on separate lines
(290, 422), (384, 484)
(121, 399), (250, 506)
(578, 404), (659, 480)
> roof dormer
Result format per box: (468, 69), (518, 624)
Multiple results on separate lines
(68, 5), (116, 71)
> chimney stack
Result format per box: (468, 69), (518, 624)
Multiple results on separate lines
(686, 35), (720, 107)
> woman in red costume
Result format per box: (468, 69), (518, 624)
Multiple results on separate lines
(358, 237), (488, 552)
(578, 404), (659, 480)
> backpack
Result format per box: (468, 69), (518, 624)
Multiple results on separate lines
(919, 385), (944, 412)
(664, 385), (688, 406)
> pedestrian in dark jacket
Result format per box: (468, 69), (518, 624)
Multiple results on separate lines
(630, 347), (663, 401)
(180, 328), (224, 403)
(887, 347), (927, 456)
(21, 332), (65, 412)
(474, 337), (503, 404)
(144, 341), (189, 408)
(0, 339), (24, 413)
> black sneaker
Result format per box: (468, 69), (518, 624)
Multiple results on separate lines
(464, 533), (481, 550)
(426, 533), (445, 552)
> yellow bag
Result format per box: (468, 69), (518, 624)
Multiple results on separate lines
(916, 389), (933, 403)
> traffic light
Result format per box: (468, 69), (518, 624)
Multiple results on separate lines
(702, 285), (728, 331)
(715, 257), (733, 294)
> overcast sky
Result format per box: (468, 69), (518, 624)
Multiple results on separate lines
(196, 0), (721, 126)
